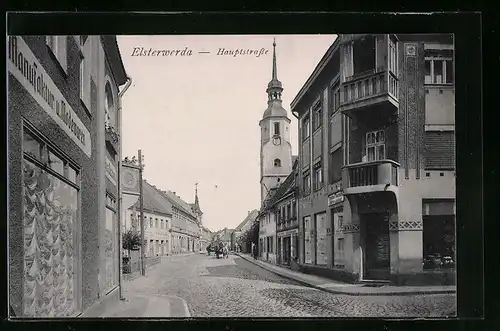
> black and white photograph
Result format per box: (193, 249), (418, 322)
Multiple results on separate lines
(6, 12), (480, 321)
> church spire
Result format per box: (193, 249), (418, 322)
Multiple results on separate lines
(272, 38), (278, 81)
(266, 37), (283, 102)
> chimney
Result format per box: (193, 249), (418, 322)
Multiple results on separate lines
(173, 192), (176, 195)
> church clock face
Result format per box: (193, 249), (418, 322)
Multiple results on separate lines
(272, 136), (282, 146)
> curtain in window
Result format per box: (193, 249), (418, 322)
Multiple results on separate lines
(23, 159), (78, 317)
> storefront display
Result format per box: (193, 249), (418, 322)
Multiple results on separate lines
(315, 213), (328, 265)
(303, 216), (312, 264)
(101, 195), (117, 295)
(22, 144), (79, 317)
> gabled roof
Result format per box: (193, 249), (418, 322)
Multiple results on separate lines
(133, 180), (173, 216)
(235, 209), (259, 231)
(158, 189), (197, 219)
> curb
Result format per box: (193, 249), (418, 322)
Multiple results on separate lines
(234, 253), (456, 296)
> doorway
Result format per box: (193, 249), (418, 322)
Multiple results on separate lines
(361, 213), (390, 280)
(283, 236), (291, 265)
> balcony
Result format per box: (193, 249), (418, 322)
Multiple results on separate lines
(277, 218), (299, 232)
(105, 123), (120, 154)
(341, 70), (399, 114)
(342, 159), (400, 195)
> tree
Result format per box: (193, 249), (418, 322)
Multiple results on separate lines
(122, 229), (142, 256)
(240, 220), (259, 254)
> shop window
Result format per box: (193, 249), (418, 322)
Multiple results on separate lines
(337, 238), (345, 260)
(302, 115), (310, 140)
(313, 162), (323, 191)
(424, 131), (455, 170)
(303, 216), (313, 264)
(46, 36), (68, 74)
(103, 196), (118, 294)
(48, 150), (64, 176)
(315, 213), (328, 265)
(352, 36), (376, 76)
(366, 130), (385, 162)
(312, 101), (323, 131)
(424, 48), (454, 85)
(274, 158), (281, 167)
(329, 147), (343, 184)
(22, 125), (80, 317)
(423, 199), (456, 270)
(302, 171), (311, 196)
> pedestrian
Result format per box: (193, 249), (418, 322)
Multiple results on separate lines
(252, 243), (257, 260)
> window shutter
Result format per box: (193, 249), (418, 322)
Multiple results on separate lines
(424, 131), (455, 169)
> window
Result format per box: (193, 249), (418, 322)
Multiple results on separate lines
(287, 203), (291, 221)
(149, 217), (153, 228)
(274, 122), (280, 136)
(424, 131), (455, 170)
(352, 36), (376, 75)
(366, 130), (385, 162)
(329, 148), (343, 184)
(303, 216), (313, 264)
(46, 36), (68, 74)
(424, 48), (454, 85)
(104, 82), (115, 129)
(303, 171), (311, 196)
(274, 158), (281, 167)
(388, 37), (398, 74)
(155, 218), (159, 228)
(22, 125), (80, 317)
(329, 84), (341, 117)
(302, 115), (310, 139)
(312, 102), (322, 131)
(79, 37), (91, 111)
(313, 162), (323, 191)
(315, 213), (328, 265)
(103, 195), (118, 294)
(337, 238), (345, 260)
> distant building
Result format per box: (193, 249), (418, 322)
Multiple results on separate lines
(214, 228), (233, 248)
(231, 210), (259, 252)
(124, 180), (172, 257)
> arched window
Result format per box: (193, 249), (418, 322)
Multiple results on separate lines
(104, 82), (114, 128)
(274, 158), (281, 167)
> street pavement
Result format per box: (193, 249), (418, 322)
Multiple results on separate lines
(121, 253), (457, 318)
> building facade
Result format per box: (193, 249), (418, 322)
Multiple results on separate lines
(231, 210), (259, 252)
(160, 190), (201, 254)
(291, 34), (455, 285)
(124, 180), (172, 257)
(8, 35), (129, 317)
(275, 159), (299, 266)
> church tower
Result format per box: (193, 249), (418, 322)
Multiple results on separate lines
(259, 39), (292, 205)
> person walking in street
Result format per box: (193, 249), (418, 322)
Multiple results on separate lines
(252, 242), (258, 260)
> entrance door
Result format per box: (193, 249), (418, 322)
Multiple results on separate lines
(283, 237), (291, 265)
(362, 213), (390, 280)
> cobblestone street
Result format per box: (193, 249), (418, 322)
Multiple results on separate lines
(123, 254), (456, 318)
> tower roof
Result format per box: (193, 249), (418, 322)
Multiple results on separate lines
(262, 38), (288, 120)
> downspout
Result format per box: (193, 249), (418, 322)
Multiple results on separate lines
(117, 76), (132, 301)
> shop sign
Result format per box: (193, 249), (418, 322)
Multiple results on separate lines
(8, 36), (91, 157)
(328, 191), (344, 206)
(105, 155), (117, 186)
(278, 229), (298, 237)
(122, 164), (140, 195)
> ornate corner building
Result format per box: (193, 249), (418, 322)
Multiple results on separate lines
(291, 34), (455, 286)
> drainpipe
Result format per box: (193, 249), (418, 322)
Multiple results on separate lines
(117, 75), (132, 301)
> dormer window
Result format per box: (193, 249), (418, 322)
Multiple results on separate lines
(274, 159), (281, 167)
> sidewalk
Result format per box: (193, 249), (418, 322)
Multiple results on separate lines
(234, 253), (456, 296)
(92, 258), (191, 318)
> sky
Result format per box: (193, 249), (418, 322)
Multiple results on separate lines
(117, 34), (336, 232)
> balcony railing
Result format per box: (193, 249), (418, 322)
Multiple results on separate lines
(343, 159), (400, 190)
(341, 70), (399, 112)
(277, 218), (299, 232)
